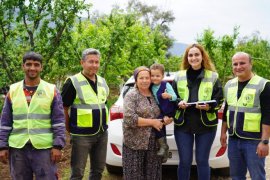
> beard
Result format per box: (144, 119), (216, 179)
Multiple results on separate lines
(26, 71), (40, 80)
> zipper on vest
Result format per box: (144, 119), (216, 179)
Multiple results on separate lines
(97, 97), (104, 132)
(232, 106), (238, 134)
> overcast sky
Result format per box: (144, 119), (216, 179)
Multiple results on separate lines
(89, 0), (270, 44)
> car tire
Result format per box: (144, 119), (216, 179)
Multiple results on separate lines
(106, 164), (123, 174)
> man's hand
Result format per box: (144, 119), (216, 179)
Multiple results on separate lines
(220, 122), (228, 147)
(0, 149), (9, 164)
(51, 148), (62, 163)
(258, 124), (270, 157)
(220, 132), (227, 147)
(256, 142), (269, 158)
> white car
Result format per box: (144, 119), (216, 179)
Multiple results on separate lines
(106, 72), (229, 175)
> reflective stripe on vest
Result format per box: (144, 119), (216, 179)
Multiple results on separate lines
(174, 69), (218, 126)
(13, 114), (50, 120)
(70, 73), (109, 135)
(8, 80), (55, 149)
(224, 75), (269, 139)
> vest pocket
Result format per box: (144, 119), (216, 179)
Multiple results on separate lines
(243, 113), (261, 132)
(206, 112), (216, 121)
(174, 109), (184, 125)
(77, 109), (93, 127)
(201, 111), (218, 126)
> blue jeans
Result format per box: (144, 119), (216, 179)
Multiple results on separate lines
(228, 137), (266, 180)
(9, 145), (57, 180)
(70, 131), (108, 180)
(174, 130), (216, 180)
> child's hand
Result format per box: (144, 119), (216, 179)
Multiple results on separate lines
(161, 89), (172, 99)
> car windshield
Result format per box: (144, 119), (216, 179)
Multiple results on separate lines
(122, 83), (135, 98)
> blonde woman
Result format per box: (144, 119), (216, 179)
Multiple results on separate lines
(173, 44), (223, 180)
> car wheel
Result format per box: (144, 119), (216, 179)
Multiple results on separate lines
(106, 164), (123, 174)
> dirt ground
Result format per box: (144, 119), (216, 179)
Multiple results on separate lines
(1, 125), (269, 180)
(1, 145), (270, 180)
(0, 133), (72, 180)
(0, 88), (120, 180)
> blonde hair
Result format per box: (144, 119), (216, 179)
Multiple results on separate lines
(181, 44), (216, 71)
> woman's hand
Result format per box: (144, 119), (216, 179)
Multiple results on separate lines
(195, 103), (210, 111)
(152, 119), (164, 131)
(178, 100), (189, 109)
(163, 116), (173, 125)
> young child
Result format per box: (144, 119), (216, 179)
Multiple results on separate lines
(150, 63), (177, 163)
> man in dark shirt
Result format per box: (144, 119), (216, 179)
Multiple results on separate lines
(220, 52), (270, 180)
(61, 48), (109, 180)
(0, 51), (65, 179)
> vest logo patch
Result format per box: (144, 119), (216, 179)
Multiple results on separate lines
(243, 94), (254, 106)
(100, 89), (107, 102)
(36, 90), (45, 97)
(203, 87), (211, 98)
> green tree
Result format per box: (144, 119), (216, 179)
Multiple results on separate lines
(237, 32), (270, 79)
(197, 27), (238, 84)
(127, 0), (175, 48)
(68, 9), (170, 87)
(0, 0), (89, 87)
(197, 27), (270, 84)
(127, 0), (175, 35)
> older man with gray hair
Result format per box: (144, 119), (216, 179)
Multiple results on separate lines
(220, 52), (270, 180)
(61, 48), (109, 180)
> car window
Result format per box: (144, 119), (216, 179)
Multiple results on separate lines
(122, 83), (135, 98)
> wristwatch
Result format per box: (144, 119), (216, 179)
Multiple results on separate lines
(261, 139), (269, 145)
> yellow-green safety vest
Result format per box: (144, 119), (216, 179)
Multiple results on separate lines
(174, 69), (218, 126)
(69, 72), (109, 135)
(9, 80), (55, 149)
(224, 75), (269, 139)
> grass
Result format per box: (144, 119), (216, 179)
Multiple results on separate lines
(60, 87), (121, 180)
(60, 157), (122, 180)
(61, 86), (120, 180)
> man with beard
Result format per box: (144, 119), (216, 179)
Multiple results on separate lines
(0, 51), (66, 179)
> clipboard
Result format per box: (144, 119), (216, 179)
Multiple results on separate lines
(185, 100), (217, 106)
